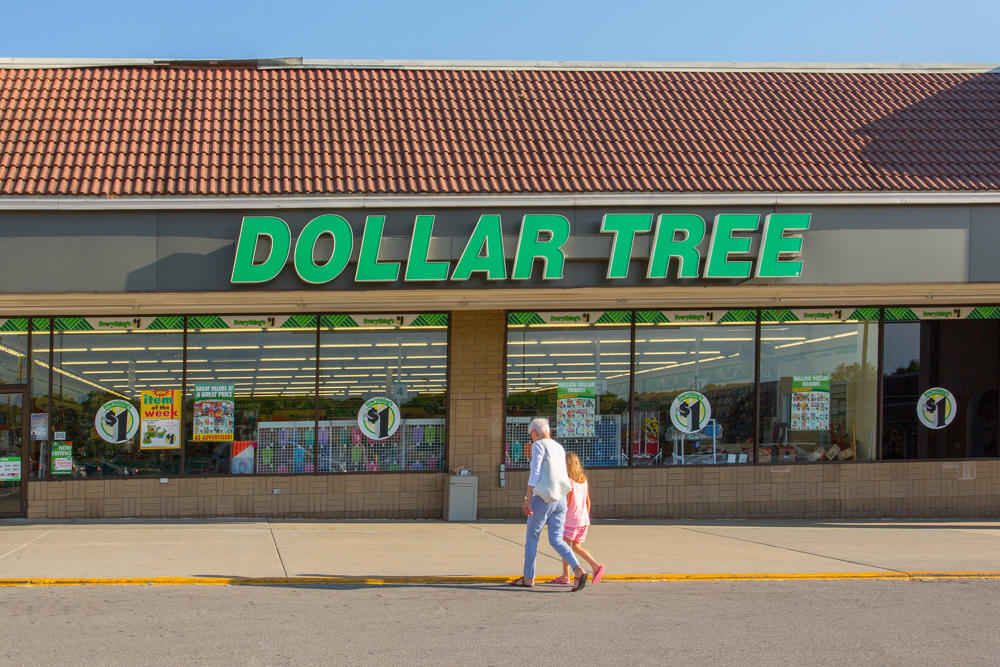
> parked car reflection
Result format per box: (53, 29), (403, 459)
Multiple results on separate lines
(78, 461), (137, 477)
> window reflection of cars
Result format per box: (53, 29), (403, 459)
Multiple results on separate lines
(79, 461), (133, 477)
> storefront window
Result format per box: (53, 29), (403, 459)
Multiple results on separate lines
(632, 311), (756, 465)
(882, 309), (999, 459)
(506, 312), (631, 468)
(48, 317), (184, 477)
(759, 309), (878, 463)
(29, 319), (51, 479)
(317, 314), (448, 472)
(24, 302), (1000, 482)
(0, 319), (33, 501)
(184, 316), (317, 475)
(0, 318), (29, 385)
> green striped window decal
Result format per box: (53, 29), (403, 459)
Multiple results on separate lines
(408, 313), (448, 327)
(281, 315), (318, 328)
(883, 308), (919, 322)
(186, 316), (227, 329)
(0, 318), (29, 332)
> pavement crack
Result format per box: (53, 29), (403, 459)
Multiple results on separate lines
(267, 522), (289, 577)
(678, 526), (908, 574)
(463, 524), (562, 562)
(0, 530), (53, 561)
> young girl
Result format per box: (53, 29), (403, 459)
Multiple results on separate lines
(551, 452), (606, 585)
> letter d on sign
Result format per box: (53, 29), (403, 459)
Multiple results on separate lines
(231, 217), (292, 283)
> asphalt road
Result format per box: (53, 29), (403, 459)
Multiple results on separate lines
(3, 580), (999, 665)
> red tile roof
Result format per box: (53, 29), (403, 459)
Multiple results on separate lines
(1, 65), (999, 196)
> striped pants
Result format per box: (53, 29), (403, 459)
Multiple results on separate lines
(523, 495), (580, 580)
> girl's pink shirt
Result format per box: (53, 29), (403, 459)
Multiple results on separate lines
(565, 479), (590, 529)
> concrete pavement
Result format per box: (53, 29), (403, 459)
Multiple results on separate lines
(0, 518), (998, 584)
(8, 581), (1000, 665)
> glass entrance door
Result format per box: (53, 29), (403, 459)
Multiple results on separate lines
(0, 387), (26, 516)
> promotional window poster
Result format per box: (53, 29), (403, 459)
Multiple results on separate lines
(50, 441), (73, 475)
(231, 440), (255, 474)
(0, 456), (19, 481)
(193, 384), (235, 441)
(557, 381), (596, 438)
(791, 375), (831, 431)
(140, 389), (181, 449)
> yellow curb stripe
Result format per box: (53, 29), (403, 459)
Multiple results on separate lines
(2, 571), (1000, 587)
(600, 571), (1000, 582)
(0, 577), (235, 587)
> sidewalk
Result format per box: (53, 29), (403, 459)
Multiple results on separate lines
(1, 518), (999, 585)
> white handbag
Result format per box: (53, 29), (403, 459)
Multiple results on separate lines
(533, 440), (572, 503)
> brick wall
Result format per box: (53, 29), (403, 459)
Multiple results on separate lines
(446, 310), (507, 513)
(489, 460), (1000, 519)
(27, 473), (447, 519)
(27, 461), (1000, 520)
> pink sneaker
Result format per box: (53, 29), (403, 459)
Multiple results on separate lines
(592, 564), (606, 584)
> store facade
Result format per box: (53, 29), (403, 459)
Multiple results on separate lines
(1, 62), (999, 519)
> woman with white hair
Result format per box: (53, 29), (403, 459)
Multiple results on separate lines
(509, 417), (589, 591)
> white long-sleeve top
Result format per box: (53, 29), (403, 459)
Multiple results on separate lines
(527, 438), (566, 490)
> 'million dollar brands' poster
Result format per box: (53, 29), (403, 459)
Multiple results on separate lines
(557, 381), (596, 438)
(791, 374), (831, 431)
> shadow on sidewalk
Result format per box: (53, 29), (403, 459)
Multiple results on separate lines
(191, 573), (576, 593)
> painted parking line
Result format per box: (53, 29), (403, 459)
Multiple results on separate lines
(2, 571), (1000, 587)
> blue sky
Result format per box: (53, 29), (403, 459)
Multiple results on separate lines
(2, 0), (998, 63)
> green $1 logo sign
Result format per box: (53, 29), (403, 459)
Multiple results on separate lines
(917, 387), (955, 430)
(357, 397), (401, 440)
(670, 391), (712, 434)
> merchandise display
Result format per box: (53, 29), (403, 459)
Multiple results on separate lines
(257, 418), (446, 473)
(506, 415), (621, 468)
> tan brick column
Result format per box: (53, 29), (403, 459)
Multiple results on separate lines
(447, 310), (506, 516)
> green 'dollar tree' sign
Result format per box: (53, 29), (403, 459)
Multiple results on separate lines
(230, 212), (810, 284)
